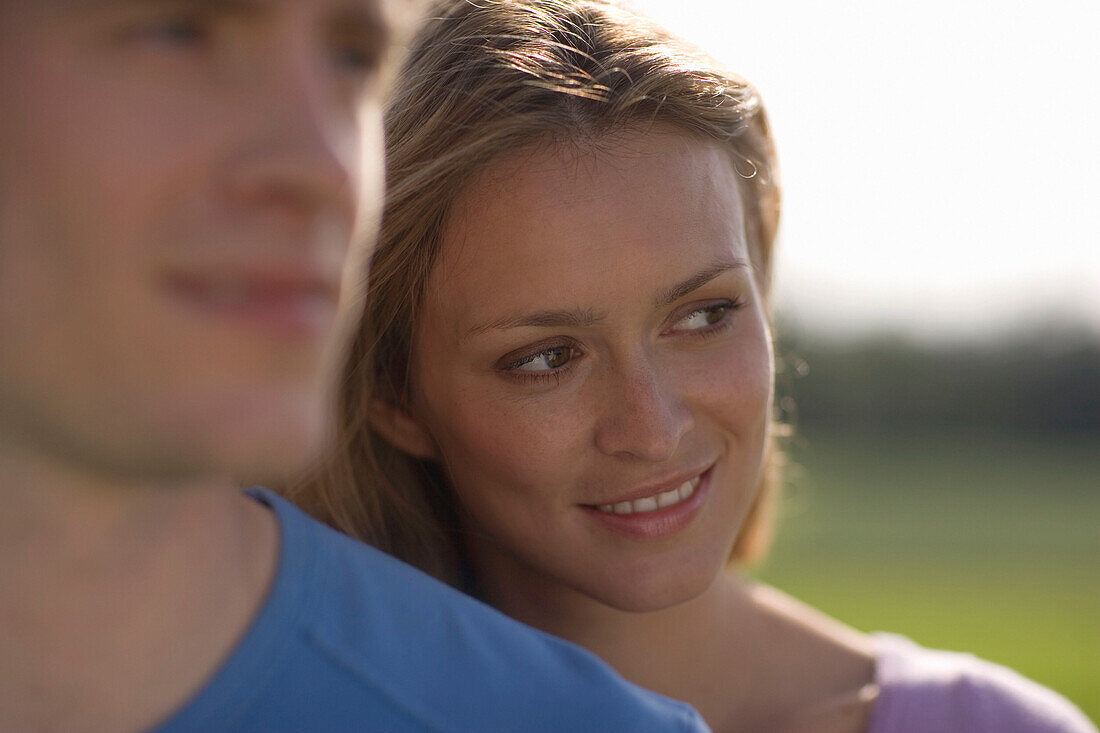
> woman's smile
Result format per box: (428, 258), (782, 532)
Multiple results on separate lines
(590, 471), (703, 515)
(581, 467), (714, 542)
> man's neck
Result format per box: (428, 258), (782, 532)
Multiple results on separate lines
(0, 448), (279, 733)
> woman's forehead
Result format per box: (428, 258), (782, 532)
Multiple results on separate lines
(444, 131), (744, 260)
(422, 129), (750, 325)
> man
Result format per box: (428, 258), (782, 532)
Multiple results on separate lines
(0, 1), (707, 731)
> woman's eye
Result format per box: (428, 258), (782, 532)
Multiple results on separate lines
(678, 304), (730, 331)
(514, 346), (573, 372)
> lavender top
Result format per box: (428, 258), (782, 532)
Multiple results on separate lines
(867, 633), (1096, 733)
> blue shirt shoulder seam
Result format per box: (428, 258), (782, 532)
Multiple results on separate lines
(301, 625), (461, 731)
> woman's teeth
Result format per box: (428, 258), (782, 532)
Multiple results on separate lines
(597, 475), (701, 515)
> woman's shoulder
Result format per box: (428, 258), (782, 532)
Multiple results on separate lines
(867, 632), (1096, 733)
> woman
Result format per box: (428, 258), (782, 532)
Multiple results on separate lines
(293, 1), (1096, 730)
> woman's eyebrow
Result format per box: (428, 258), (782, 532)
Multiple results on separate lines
(654, 258), (751, 308)
(463, 259), (750, 339)
(464, 308), (604, 339)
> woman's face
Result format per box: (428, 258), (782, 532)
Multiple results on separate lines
(406, 128), (773, 612)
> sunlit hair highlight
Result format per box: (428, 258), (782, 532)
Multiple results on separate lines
(290, 0), (782, 585)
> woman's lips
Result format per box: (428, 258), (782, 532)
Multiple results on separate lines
(580, 467), (712, 541)
(595, 474), (701, 515)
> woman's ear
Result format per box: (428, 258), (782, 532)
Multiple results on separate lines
(367, 398), (438, 460)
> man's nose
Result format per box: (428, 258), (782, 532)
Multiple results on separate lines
(593, 357), (693, 463)
(226, 50), (361, 228)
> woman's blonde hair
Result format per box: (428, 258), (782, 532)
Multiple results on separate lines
(290, 0), (782, 585)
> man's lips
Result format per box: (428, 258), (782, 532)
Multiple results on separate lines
(162, 266), (340, 336)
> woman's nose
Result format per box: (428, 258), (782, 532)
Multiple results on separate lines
(593, 359), (693, 462)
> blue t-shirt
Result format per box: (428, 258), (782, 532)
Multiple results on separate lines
(153, 488), (708, 732)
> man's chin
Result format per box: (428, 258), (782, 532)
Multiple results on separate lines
(207, 409), (328, 488)
(121, 396), (330, 489)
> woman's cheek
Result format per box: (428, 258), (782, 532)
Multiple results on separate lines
(676, 337), (772, 422)
(442, 382), (585, 489)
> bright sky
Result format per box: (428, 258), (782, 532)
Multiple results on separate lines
(632, 0), (1100, 337)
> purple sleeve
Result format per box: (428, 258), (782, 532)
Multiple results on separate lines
(868, 633), (1097, 733)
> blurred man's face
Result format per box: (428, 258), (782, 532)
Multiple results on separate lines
(0, 0), (394, 481)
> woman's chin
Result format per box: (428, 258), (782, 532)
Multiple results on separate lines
(581, 558), (726, 613)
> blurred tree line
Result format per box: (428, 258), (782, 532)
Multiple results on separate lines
(775, 320), (1100, 436)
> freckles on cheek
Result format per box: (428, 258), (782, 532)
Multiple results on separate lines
(450, 402), (536, 471)
(698, 346), (774, 428)
(435, 391), (577, 503)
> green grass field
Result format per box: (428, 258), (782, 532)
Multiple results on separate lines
(749, 427), (1100, 723)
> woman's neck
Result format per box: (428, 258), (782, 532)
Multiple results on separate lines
(480, 566), (751, 728)
(478, 565), (877, 733)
